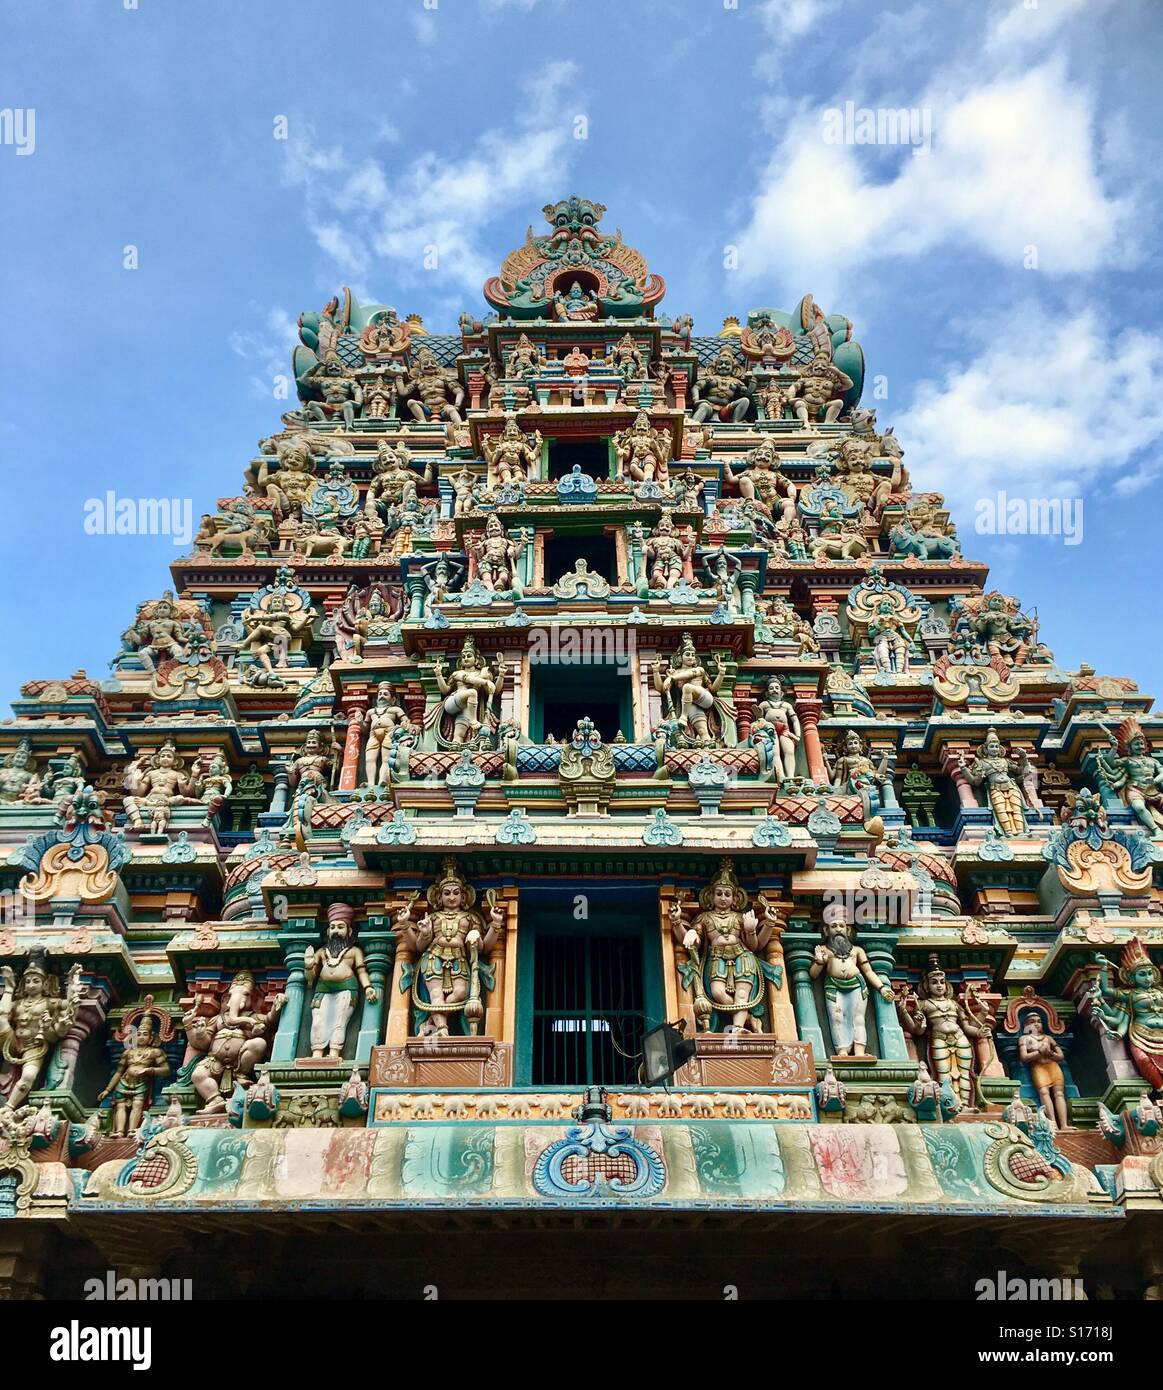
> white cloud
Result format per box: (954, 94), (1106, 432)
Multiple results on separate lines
(228, 308), (300, 399)
(893, 306), (1163, 516)
(735, 51), (1135, 298)
(281, 63), (581, 298)
(758, 0), (837, 47)
(985, 0), (1112, 54)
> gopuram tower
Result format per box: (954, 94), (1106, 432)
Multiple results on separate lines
(1, 196), (1161, 1297)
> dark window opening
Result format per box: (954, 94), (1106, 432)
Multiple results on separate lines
(530, 663), (631, 744)
(531, 933), (646, 1087)
(548, 437), (609, 481)
(543, 530), (617, 585)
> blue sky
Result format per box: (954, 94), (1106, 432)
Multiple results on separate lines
(1, 0), (1160, 704)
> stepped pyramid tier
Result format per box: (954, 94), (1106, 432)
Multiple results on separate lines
(1, 196), (1162, 1297)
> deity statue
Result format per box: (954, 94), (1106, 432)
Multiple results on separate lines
(433, 638), (506, 747)
(358, 307), (411, 358)
(827, 729), (889, 826)
(1018, 1010), (1069, 1129)
(754, 377), (791, 421)
(97, 1013), (170, 1135)
(0, 953), (85, 1109)
(40, 752), (86, 808)
(1092, 937), (1163, 1091)
(868, 598), (912, 673)
(359, 369), (402, 421)
(652, 633), (725, 746)
(182, 972), (286, 1114)
(669, 860), (781, 1034)
(199, 749), (233, 824)
(365, 440), (432, 520)
(691, 347), (750, 423)
(449, 466), (479, 517)
(895, 957), (989, 1108)
(809, 906), (894, 1057)
(956, 591), (1043, 667)
(959, 728), (1028, 837)
(396, 859), (503, 1037)
(553, 279), (598, 321)
(285, 729), (334, 849)
(787, 351), (853, 428)
(470, 515), (531, 595)
(611, 332), (645, 381)
(420, 554), (465, 607)
(701, 545), (743, 614)
(639, 514), (692, 591)
(238, 589), (316, 676)
(123, 741), (203, 834)
(613, 411), (671, 484)
(400, 346), (464, 423)
(303, 904), (377, 1061)
(244, 433), (318, 519)
(1096, 718), (1163, 836)
(483, 415), (542, 488)
(0, 739), (38, 803)
(362, 681), (413, 788)
(725, 438), (796, 525)
(302, 353), (363, 429)
(120, 592), (197, 669)
(504, 333), (541, 378)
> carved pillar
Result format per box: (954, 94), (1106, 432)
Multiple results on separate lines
(864, 938), (910, 1060)
(268, 756), (292, 816)
(762, 907), (797, 1040)
(735, 685), (755, 744)
(271, 931), (314, 1062)
(467, 370), (486, 411)
(796, 697), (827, 783)
(785, 942), (827, 1059)
(658, 886), (692, 1032)
(48, 984), (110, 1092)
(338, 700), (366, 792)
(486, 887), (516, 1040)
(940, 742), (979, 810)
(355, 929), (393, 1061)
(386, 935), (415, 1046)
(404, 574), (427, 623)
(670, 369), (689, 415)
(736, 569), (758, 618)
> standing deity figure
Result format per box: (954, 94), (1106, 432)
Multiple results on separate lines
(1096, 718), (1163, 836)
(401, 346), (464, 423)
(284, 730), (334, 851)
(755, 377), (791, 421)
(397, 859), (502, 1037)
(787, 351), (853, 428)
(123, 741), (203, 834)
(182, 972), (285, 1114)
(120, 593), (192, 669)
(0, 739), (39, 803)
(614, 411), (671, 484)
(483, 415), (542, 488)
(303, 904), (377, 1061)
(504, 333), (541, 378)
(725, 439), (797, 525)
(640, 514), (692, 591)
(691, 347), (751, 423)
(302, 353), (363, 429)
(362, 681), (413, 788)
(1092, 937), (1163, 1091)
(471, 515), (531, 595)
(750, 677), (801, 781)
(828, 730), (889, 826)
(449, 466), (479, 517)
(200, 749), (233, 824)
(868, 598), (912, 673)
(895, 958), (987, 1109)
(611, 332), (645, 381)
(959, 728), (1028, 837)
(668, 860), (780, 1034)
(97, 1013), (170, 1135)
(0, 954), (85, 1109)
(1018, 1011), (1069, 1129)
(653, 634), (725, 746)
(365, 440), (432, 519)
(433, 638), (505, 747)
(809, 906), (894, 1057)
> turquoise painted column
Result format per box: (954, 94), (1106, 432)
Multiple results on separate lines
(355, 929), (395, 1062)
(865, 937), (909, 1060)
(785, 942), (827, 1060)
(272, 928), (316, 1062)
(405, 574), (427, 623)
(736, 568), (758, 618)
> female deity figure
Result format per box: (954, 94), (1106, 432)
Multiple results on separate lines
(668, 859), (781, 1034)
(396, 859), (503, 1037)
(652, 634), (725, 746)
(867, 598), (911, 673)
(483, 416), (542, 489)
(895, 957), (989, 1109)
(959, 728), (1028, 837)
(433, 638), (505, 747)
(97, 1013), (170, 1135)
(182, 972), (285, 1114)
(0, 954), (85, 1109)
(470, 516), (531, 595)
(1092, 936), (1163, 1091)
(123, 741), (203, 834)
(1018, 1010), (1069, 1129)
(725, 439), (796, 525)
(1096, 717), (1163, 836)
(200, 749), (233, 825)
(613, 411), (671, 484)
(750, 677), (801, 781)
